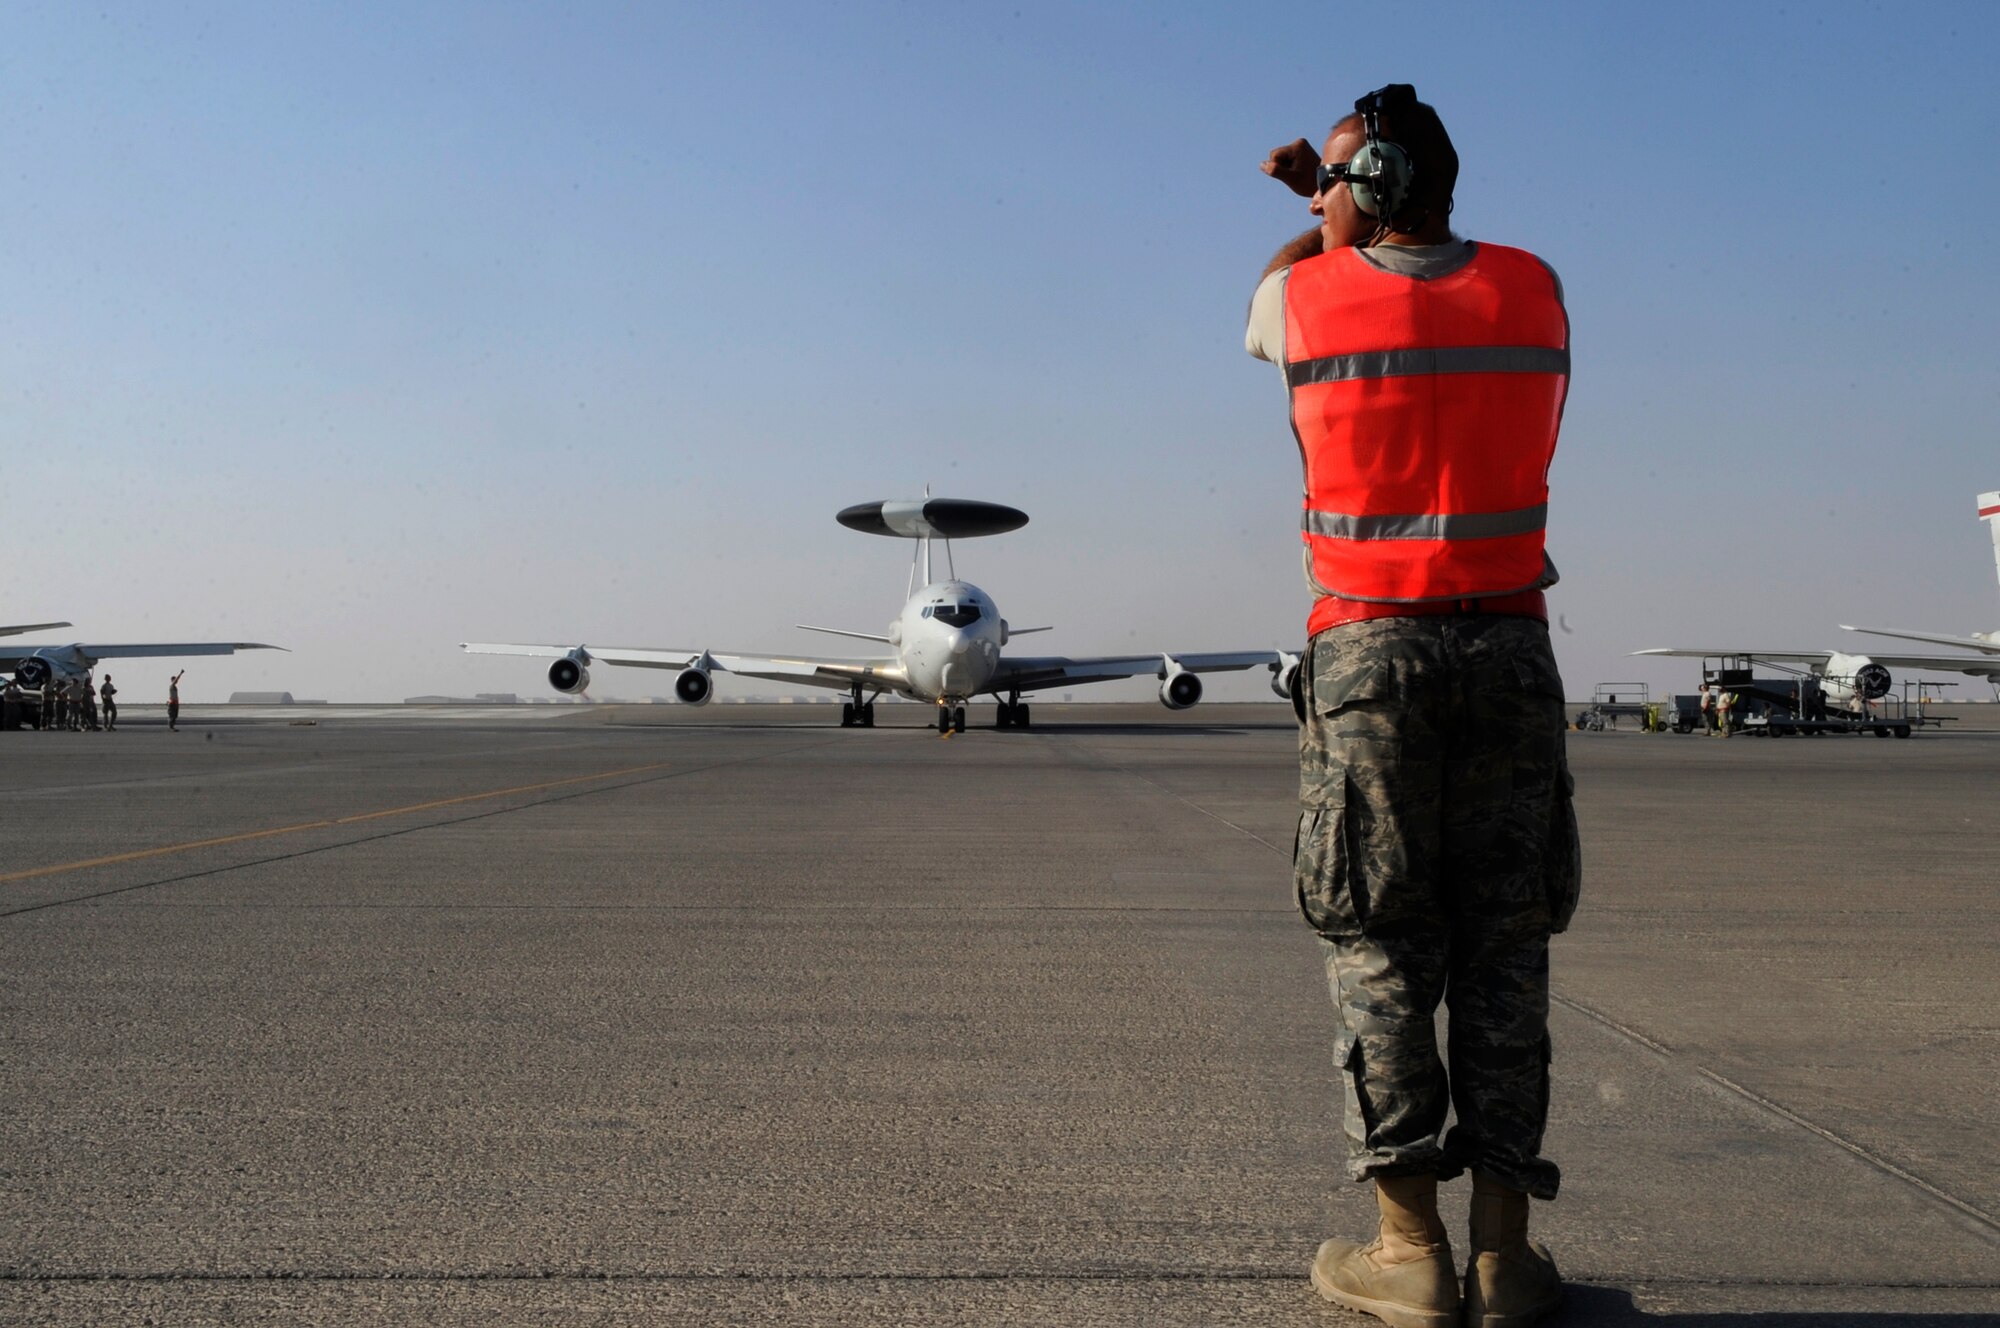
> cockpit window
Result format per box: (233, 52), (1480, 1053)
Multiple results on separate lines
(933, 603), (981, 628)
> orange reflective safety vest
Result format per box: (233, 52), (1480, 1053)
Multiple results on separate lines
(1283, 242), (1569, 632)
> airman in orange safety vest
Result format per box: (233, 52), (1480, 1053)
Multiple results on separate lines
(1248, 84), (1575, 1328)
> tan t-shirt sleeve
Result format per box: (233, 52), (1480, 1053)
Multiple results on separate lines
(1244, 268), (1288, 365)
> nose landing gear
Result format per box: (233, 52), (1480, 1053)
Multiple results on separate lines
(936, 704), (966, 734)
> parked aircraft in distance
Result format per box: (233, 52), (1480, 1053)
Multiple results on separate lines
(1843, 489), (2000, 655)
(1638, 490), (2000, 701)
(3, 640), (286, 690)
(464, 497), (1298, 732)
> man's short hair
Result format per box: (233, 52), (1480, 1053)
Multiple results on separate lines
(1338, 96), (1459, 219)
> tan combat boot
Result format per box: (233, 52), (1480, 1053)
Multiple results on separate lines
(1462, 1170), (1562, 1328)
(1310, 1174), (1460, 1328)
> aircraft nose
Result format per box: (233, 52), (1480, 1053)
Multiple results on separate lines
(946, 630), (969, 654)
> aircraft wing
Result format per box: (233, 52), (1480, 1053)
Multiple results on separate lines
(1845, 652), (2000, 677)
(1631, 646), (2000, 677)
(0, 622), (71, 638)
(0, 642), (284, 671)
(462, 642), (703, 669)
(1840, 624), (2000, 656)
(1631, 647), (1833, 665)
(992, 649), (1284, 693)
(460, 643), (909, 693)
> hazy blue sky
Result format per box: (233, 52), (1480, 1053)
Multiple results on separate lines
(5, 1), (1998, 703)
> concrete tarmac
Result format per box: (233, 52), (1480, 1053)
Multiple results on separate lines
(3, 704), (1997, 1325)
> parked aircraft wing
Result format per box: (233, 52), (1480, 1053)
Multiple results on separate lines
(461, 642), (703, 669)
(707, 653), (909, 693)
(1, 642), (284, 672)
(0, 622), (71, 638)
(1838, 652), (2000, 677)
(991, 649), (1281, 692)
(461, 642), (909, 693)
(1840, 624), (2000, 655)
(1632, 646), (2000, 678)
(1632, 648), (1832, 663)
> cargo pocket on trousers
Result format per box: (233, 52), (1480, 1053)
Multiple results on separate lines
(1296, 779), (1364, 937)
(1546, 767), (1581, 933)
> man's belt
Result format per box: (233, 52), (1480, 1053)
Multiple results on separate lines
(1312, 589), (1547, 634)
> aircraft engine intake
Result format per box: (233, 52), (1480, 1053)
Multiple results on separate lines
(1160, 669), (1203, 710)
(673, 667), (713, 706)
(1855, 662), (1893, 699)
(548, 654), (591, 695)
(1269, 654), (1300, 700)
(15, 657), (54, 689)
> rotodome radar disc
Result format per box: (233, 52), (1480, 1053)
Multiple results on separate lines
(836, 499), (1029, 539)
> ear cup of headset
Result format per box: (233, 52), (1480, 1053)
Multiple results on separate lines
(1346, 140), (1413, 221)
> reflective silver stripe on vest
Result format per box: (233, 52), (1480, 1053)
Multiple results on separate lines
(1303, 504), (1547, 541)
(1285, 345), (1569, 388)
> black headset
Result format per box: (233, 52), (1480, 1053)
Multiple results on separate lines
(1345, 83), (1420, 226)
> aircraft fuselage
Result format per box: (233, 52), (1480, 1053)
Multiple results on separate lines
(894, 580), (1004, 704)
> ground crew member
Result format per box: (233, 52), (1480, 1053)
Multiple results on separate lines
(101, 673), (118, 730)
(81, 672), (99, 731)
(1698, 681), (1718, 735)
(168, 669), (184, 731)
(1250, 85), (1575, 1327)
(1717, 689), (1735, 737)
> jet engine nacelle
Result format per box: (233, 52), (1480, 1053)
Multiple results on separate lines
(1160, 666), (1203, 711)
(1854, 662), (1892, 699)
(548, 652), (591, 695)
(15, 657), (55, 689)
(673, 667), (713, 706)
(1269, 651), (1301, 700)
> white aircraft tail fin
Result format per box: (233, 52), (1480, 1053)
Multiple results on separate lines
(1980, 490), (2000, 593)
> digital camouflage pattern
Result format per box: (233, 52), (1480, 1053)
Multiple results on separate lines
(1294, 613), (1579, 1200)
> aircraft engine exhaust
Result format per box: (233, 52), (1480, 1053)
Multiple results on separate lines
(548, 653), (590, 695)
(1160, 669), (1203, 710)
(673, 667), (713, 705)
(1855, 662), (1893, 699)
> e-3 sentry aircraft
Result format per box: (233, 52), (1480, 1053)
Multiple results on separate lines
(1634, 490), (2000, 701)
(463, 498), (1299, 732)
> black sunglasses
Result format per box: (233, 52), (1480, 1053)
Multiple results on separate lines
(1314, 161), (1369, 195)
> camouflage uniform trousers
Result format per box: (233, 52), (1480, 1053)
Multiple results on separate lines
(1294, 613), (1580, 1200)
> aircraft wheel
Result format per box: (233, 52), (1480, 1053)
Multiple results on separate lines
(1017, 703), (1030, 729)
(953, 706), (966, 734)
(841, 702), (855, 727)
(937, 708), (951, 733)
(862, 704), (876, 728)
(994, 703), (1012, 729)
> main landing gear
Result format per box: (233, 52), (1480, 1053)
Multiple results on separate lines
(936, 704), (966, 734)
(994, 694), (1032, 729)
(841, 690), (877, 728)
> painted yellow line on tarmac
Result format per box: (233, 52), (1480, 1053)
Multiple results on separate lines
(0, 761), (676, 886)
